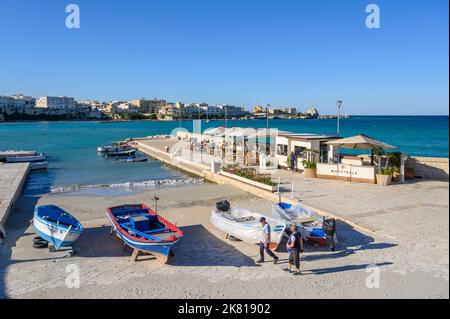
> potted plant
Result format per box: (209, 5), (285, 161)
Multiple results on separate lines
(376, 167), (393, 186)
(301, 149), (318, 178)
(302, 160), (317, 178)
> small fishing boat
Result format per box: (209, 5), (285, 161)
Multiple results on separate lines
(5, 153), (46, 163)
(33, 205), (84, 250)
(106, 204), (184, 264)
(272, 202), (337, 248)
(30, 161), (48, 170)
(210, 201), (286, 250)
(105, 147), (136, 157)
(117, 154), (148, 163)
(97, 141), (129, 153)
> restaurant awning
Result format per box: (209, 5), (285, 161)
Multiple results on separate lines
(246, 128), (290, 139)
(326, 134), (396, 150)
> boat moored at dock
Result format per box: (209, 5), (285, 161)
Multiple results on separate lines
(30, 161), (49, 170)
(5, 153), (46, 163)
(106, 204), (184, 264)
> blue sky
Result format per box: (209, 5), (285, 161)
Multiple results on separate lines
(0, 0), (448, 115)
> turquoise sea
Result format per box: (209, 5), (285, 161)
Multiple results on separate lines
(0, 116), (448, 195)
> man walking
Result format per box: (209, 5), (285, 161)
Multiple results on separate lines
(284, 224), (302, 275)
(257, 217), (279, 264)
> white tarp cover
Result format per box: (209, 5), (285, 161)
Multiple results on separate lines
(210, 207), (286, 245)
(272, 203), (338, 243)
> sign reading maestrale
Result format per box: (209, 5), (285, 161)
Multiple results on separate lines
(316, 163), (376, 184)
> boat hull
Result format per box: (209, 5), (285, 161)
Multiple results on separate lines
(210, 208), (286, 249)
(273, 202), (337, 246)
(31, 161), (48, 170)
(106, 204), (183, 264)
(5, 154), (46, 163)
(33, 214), (82, 248)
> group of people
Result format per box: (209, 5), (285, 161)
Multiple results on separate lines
(257, 217), (303, 276)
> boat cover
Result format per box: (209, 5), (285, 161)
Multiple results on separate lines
(272, 202), (337, 243)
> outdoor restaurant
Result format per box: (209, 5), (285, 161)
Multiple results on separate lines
(175, 127), (400, 185)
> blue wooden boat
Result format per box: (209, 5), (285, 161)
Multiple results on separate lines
(106, 204), (184, 264)
(33, 205), (84, 250)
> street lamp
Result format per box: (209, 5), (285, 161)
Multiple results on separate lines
(225, 106), (228, 128)
(266, 104), (270, 128)
(336, 100), (342, 135)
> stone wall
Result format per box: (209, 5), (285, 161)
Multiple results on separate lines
(406, 156), (449, 180)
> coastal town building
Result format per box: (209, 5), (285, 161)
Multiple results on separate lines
(35, 96), (76, 110)
(0, 95), (34, 108)
(130, 98), (166, 114)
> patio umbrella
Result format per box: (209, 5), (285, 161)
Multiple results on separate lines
(326, 134), (396, 150)
(204, 126), (226, 136)
(326, 134), (396, 165)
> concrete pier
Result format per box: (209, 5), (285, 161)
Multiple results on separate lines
(0, 163), (30, 238)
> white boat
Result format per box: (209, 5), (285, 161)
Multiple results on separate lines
(33, 205), (84, 250)
(211, 203), (286, 249)
(31, 161), (48, 170)
(5, 153), (46, 163)
(272, 202), (337, 248)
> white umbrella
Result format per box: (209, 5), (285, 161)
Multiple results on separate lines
(326, 134), (396, 150)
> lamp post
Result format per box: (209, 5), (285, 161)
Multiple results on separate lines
(336, 100), (342, 135)
(266, 104), (270, 128)
(225, 106), (228, 128)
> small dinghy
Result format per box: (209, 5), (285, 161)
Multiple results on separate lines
(106, 204), (184, 264)
(97, 141), (129, 153)
(211, 201), (286, 250)
(5, 153), (46, 163)
(118, 154), (148, 163)
(30, 161), (48, 170)
(33, 205), (84, 250)
(105, 147), (136, 157)
(273, 202), (337, 248)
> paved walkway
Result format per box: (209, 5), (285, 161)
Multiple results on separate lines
(271, 169), (449, 239)
(0, 163), (29, 235)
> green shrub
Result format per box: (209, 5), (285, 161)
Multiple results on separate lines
(379, 167), (394, 175)
(223, 167), (277, 186)
(302, 160), (317, 169)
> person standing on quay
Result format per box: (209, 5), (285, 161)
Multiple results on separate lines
(284, 224), (302, 275)
(257, 217), (279, 264)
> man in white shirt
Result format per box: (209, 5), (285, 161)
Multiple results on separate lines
(257, 217), (279, 264)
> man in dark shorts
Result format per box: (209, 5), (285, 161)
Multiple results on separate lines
(284, 224), (302, 275)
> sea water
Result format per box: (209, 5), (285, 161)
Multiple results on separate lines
(0, 116), (447, 195)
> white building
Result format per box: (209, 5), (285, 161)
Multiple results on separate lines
(218, 104), (246, 118)
(0, 95), (31, 108)
(275, 133), (341, 170)
(35, 96), (76, 110)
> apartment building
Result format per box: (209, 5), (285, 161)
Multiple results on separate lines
(130, 99), (166, 114)
(35, 96), (76, 109)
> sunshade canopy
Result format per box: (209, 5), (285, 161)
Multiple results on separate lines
(326, 134), (396, 150)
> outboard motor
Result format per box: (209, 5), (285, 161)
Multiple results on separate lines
(323, 217), (337, 251)
(216, 200), (231, 212)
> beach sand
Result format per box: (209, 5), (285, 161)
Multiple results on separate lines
(0, 183), (448, 299)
